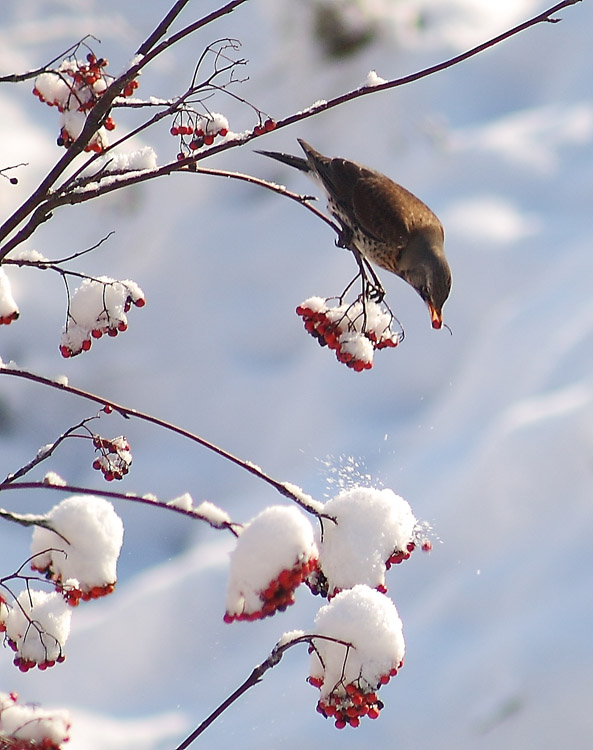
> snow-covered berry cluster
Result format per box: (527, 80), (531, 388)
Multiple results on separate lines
(30, 495), (124, 607)
(296, 296), (402, 371)
(225, 506), (318, 622)
(33, 52), (139, 153)
(91, 435), (132, 481)
(172, 112), (230, 158)
(307, 486), (428, 599)
(0, 692), (71, 749)
(0, 268), (19, 326)
(0, 590), (71, 672)
(308, 585), (405, 728)
(59, 276), (145, 358)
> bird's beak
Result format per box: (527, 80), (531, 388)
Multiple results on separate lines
(428, 303), (443, 329)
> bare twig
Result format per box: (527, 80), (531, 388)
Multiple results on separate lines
(0, 482), (241, 535)
(174, 633), (352, 749)
(1, 415), (99, 484)
(0, 507), (69, 544)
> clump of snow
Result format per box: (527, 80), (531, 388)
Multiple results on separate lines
(194, 500), (232, 527)
(96, 146), (158, 173)
(319, 486), (416, 595)
(30, 495), (124, 592)
(167, 493), (194, 511)
(6, 247), (49, 263)
(43, 471), (67, 486)
(225, 505), (318, 619)
(276, 629), (306, 648)
(0, 268), (19, 320)
(311, 584), (405, 698)
(338, 331), (374, 364)
(0, 692), (71, 746)
(365, 69), (387, 86)
(280, 482), (325, 514)
(3, 589), (72, 668)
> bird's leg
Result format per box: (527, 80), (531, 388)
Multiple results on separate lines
(353, 254), (384, 303)
(335, 223), (354, 250)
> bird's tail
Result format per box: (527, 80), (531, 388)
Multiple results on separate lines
(255, 148), (311, 173)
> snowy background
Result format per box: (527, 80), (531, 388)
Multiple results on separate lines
(1, 0), (593, 748)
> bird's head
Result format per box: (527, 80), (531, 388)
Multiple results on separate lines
(399, 229), (452, 329)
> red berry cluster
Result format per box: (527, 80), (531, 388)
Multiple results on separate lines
(171, 113), (231, 158)
(224, 557), (318, 623)
(309, 678), (389, 728)
(91, 435), (132, 481)
(33, 52), (139, 153)
(5, 638), (66, 673)
(252, 118), (277, 136)
(385, 538), (432, 570)
(0, 310), (19, 326)
(56, 581), (116, 607)
(296, 296), (401, 371)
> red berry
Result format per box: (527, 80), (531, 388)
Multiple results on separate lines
(134, 297), (146, 307)
(60, 345), (72, 358)
(264, 118), (277, 132)
(253, 125), (264, 136)
(81, 338), (91, 351)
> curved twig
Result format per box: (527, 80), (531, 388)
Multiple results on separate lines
(174, 633), (353, 749)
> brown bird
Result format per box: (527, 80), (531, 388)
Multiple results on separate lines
(257, 139), (451, 329)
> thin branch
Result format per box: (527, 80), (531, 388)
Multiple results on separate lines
(0, 366), (327, 519)
(1, 416), (99, 484)
(174, 634), (352, 750)
(0, 507), (69, 544)
(0, 482), (241, 535)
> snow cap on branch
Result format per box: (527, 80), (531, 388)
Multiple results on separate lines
(31, 495), (124, 604)
(319, 486), (417, 596)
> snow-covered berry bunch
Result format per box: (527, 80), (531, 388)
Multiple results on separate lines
(91, 435), (132, 481)
(172, 112), (230, 158)
(30, 495), (124, 607)
(225, 506), (319, 622)
(296, 296), (402, 371)
(0, 590), (71, 672)
(0, 268), (19, 326)
(306, 486), (430, 599)
(59, 276), (145, 357)
(0, 692), (71, 749)
(33, 52), (139, 153)
(308, 586), (405, 728)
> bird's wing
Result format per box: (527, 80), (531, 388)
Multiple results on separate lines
(350, 173), (416, 247)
